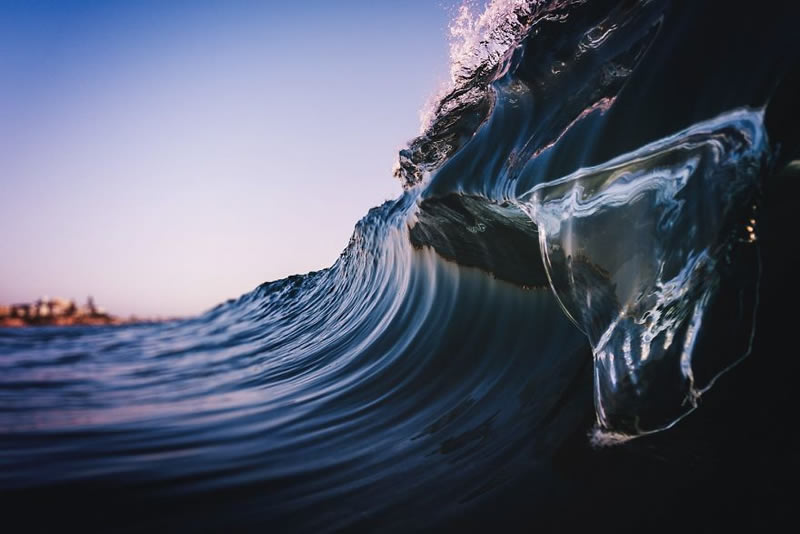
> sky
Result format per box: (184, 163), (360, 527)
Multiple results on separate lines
(0, 0), (454, 316)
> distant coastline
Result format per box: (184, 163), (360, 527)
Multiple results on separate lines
(0, 297), (167, 327)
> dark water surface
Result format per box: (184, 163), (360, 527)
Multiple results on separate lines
(3, 1), (799, 531)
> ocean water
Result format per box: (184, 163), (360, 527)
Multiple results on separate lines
(3, 0), (799, 531)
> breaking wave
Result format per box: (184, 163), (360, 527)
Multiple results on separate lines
(2, 0), (799, 531)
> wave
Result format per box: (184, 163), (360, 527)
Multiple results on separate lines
(2, 0), (799, 531)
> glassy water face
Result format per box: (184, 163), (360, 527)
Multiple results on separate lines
(521, 109), (767, 438)
(2, 0), (799, 532)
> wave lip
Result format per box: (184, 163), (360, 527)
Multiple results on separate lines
(520, 108), (768, 438)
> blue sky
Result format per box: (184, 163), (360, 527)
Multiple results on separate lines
(0, 1), (454, 316)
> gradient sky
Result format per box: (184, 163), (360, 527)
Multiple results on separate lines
(0, 0), (454, 316)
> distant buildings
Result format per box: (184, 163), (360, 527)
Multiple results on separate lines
(0, 297), (119, 327)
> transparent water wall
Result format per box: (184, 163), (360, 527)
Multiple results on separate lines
(521, 109), (767, 439)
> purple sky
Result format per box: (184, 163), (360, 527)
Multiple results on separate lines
(0, 1), (454, 316)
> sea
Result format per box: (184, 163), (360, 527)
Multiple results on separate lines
(2, 0), (799, 531)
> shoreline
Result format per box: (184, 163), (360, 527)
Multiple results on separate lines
(0, 297), (172, 328)
(0, 315), (157, 328)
